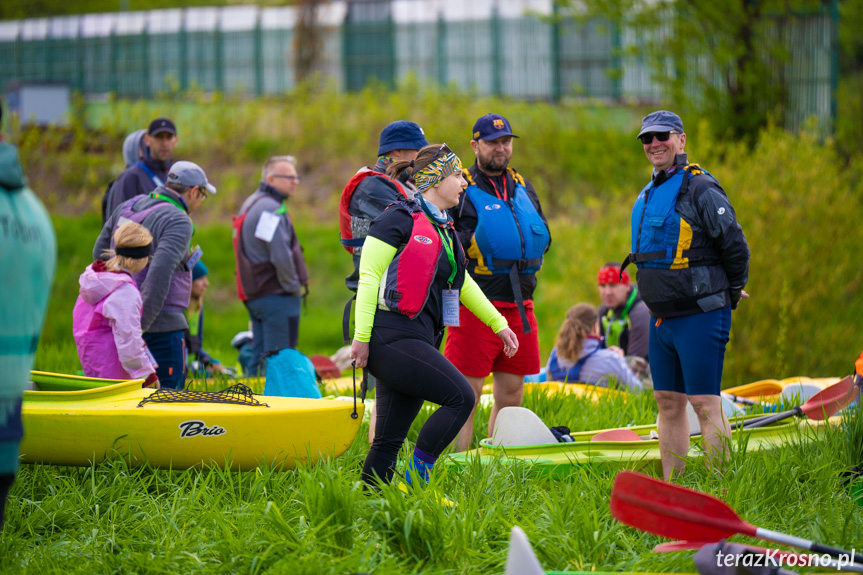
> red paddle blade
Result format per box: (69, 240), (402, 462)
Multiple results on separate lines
(591, 429), (643, 442)
(610, 471), (757, 542)
(309, 354), (342, 379)
(653, 540), (715, 552)
(800, 375), (856, 420)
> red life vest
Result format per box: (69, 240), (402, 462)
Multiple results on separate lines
(339, 167), (409, 254)
(378, 204), (465, 319)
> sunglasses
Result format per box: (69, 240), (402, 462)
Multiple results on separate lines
(431, 143), (450, 161)
(272, 174), (301, 183)
(639, 131), (679, 145)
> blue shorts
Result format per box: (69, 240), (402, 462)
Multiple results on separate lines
(649, 306), (731, 396)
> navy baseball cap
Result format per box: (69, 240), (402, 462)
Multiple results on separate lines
(637, 110), (684, 138)
(378, 121), (428, 156)
(167, 161), (217, 195)
(472, 113), (519, 141)
(148, 117), (177, 136)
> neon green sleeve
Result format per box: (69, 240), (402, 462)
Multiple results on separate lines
(460, 273), (509, 333)
(353, 236), (398, 342)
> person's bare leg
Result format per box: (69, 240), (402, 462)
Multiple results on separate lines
(489, 372), (525, 438)
(454, 375), (486, 452)
(367, 401), (377, 443)
(689, 394), (731, 472)
(655, 390), (689, 480)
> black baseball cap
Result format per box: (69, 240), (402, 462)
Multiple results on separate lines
(148, 117), (177, 137)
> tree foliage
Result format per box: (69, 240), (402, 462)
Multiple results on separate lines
(560, 0), (833, 140)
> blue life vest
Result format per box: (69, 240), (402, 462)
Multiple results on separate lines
(629, 165), (717, 270)
(547, 347), (600, 383)
(464, 170), (549, 276)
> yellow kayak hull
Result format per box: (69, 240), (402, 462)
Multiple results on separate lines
(21, 381), (363, 470)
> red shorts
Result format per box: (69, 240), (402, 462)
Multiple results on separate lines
(444, 301), (540, 377)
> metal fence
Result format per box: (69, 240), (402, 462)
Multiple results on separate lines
(0, 0), (837, 131)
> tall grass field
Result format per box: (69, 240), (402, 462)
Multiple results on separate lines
(5, 88), (863, 572)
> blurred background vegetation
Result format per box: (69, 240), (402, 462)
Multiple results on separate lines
(2, 0), (861, 386)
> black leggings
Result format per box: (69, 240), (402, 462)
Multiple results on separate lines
(361, 329), (475, 485)
(0, 473), (14, 531)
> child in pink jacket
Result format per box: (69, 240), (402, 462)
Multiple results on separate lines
(73, 222), (159, 387)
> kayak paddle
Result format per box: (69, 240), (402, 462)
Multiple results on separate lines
(653, 540), (863, 572)
(590, 428), (643, 442)
(741, 375), (857, 429)
(610, 470), (863, 565)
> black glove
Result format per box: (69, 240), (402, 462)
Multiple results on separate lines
(730, 287), (743, 310)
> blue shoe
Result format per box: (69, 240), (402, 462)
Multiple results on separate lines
(405, 453), (433, 486)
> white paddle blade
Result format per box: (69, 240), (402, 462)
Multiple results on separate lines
(505, 526), (545, 575)
(491, 406), (557, 446)
(780, 382), (823, 404)
(658, 396), (744, 436)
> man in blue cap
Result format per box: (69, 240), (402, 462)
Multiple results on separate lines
(339, 120), (429, 292)
(94, 160), (217, 389)
(445, 113), (551, 451)
(338, 120), (428, 442)
(624, 110), (750, 479)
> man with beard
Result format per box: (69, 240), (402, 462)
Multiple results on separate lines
(445, 113), (551, 451)
(104, 117), (179, 219)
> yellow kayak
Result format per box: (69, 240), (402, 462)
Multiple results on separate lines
(21, 380), (363, 470)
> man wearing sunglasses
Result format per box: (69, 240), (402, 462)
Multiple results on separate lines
(625, 110), (750, 480)
(234, 155), (309, 377)
(95, 160), (217, 390)
(445, 113), (552, 451)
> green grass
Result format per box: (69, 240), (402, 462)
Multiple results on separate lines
(4, 388), (862, 573)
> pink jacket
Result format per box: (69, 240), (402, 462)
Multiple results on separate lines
(73, 261), (157, 380)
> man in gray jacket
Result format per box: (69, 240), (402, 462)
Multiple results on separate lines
(94, 161), (216, 389)
(234, 155), (308, 376)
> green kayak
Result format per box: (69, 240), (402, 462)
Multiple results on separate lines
(446, 415), (836, 477)
(29, 370), (135, 392)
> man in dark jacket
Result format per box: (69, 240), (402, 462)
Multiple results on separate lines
(444, 113), (551, 451)
(340, 120), (428, 291)
(94, 160), (216, 389)
(234, 155), (308, 376)
(104, 117), (178, 219)
(627, 110), (750, 479)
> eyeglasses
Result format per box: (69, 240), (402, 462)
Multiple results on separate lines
(273, 175), (301, 183)
(196, 187), (209, 201)
(639, 131), (679, 145)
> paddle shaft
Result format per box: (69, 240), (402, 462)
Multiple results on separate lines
(741, 406), (803, 429)
(755, 527), (861, 565)
(721, 392), (767, 407)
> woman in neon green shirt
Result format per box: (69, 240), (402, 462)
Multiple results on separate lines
(350, 143), (518, 487)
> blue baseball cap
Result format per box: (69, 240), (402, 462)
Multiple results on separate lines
(378, 121), (429, 156)
(637, 110), (685, 138)
(472, 113), (519, 141)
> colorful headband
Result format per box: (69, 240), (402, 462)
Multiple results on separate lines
(413, 152), (462, 193)
(115, 244), (152, 259)
(598, 265), (630, 286)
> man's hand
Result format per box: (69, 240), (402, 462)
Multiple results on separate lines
(730, 288), (750, 309)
